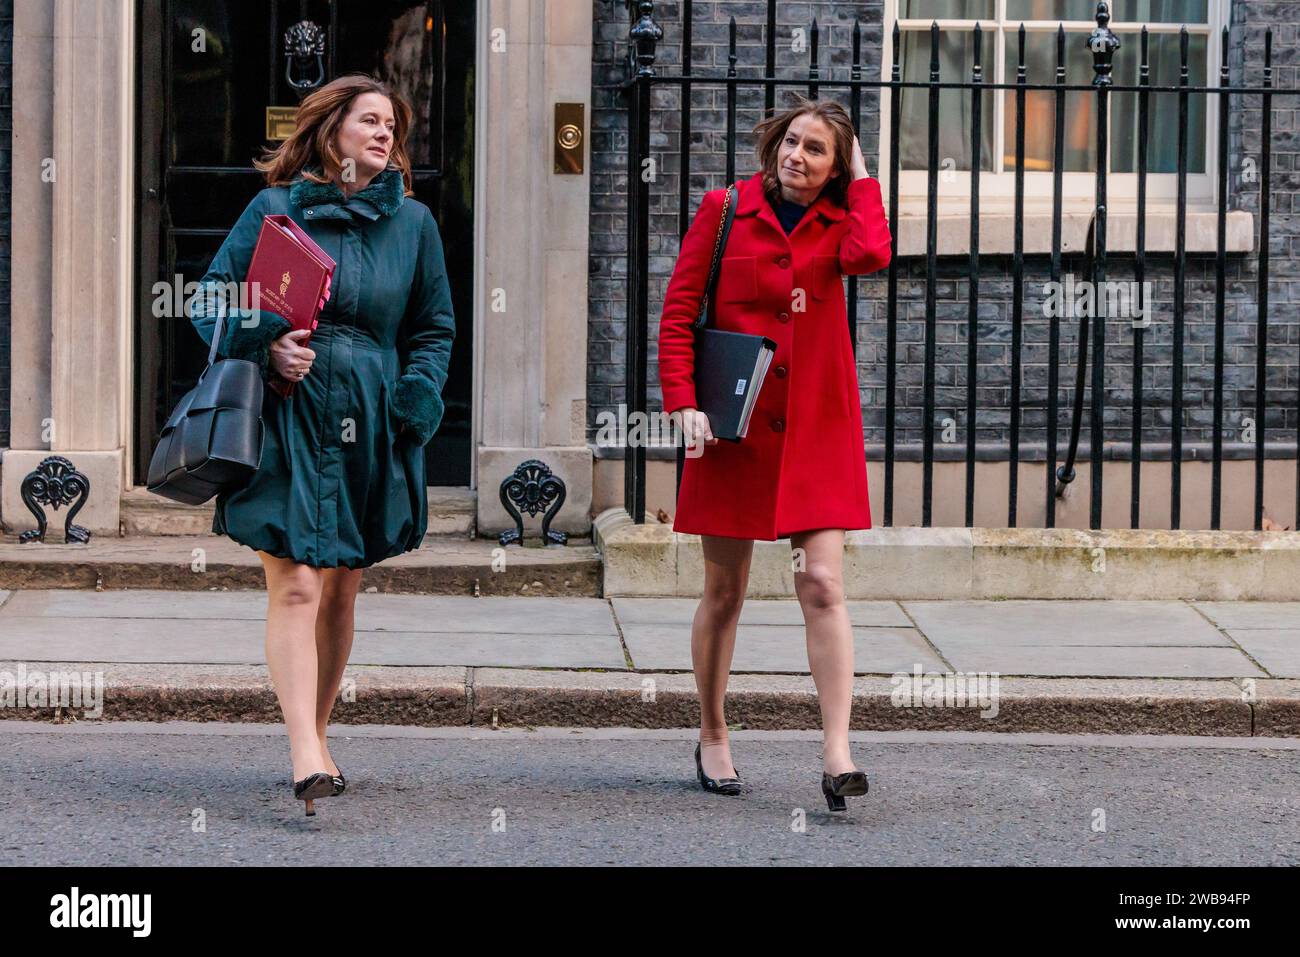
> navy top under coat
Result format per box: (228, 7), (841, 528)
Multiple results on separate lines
(772, 197), (809, 235)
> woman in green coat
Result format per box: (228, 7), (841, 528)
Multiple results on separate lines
(186, 75), (454, 815)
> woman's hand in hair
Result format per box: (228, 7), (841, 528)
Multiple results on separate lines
(849, 135), (869, 181)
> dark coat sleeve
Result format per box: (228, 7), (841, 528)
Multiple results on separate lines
(837, 176), (893, 276)
(185, 189), (292, 375)
(392, 205), (456, 445)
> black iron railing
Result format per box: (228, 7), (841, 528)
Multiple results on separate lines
(616, 0), (1295, 531)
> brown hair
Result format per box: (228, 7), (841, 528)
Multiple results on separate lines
(752, 95), (856, 209)
(253, 74), (414, 195)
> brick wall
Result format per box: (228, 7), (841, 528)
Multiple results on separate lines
(588, 0), (1297, 461)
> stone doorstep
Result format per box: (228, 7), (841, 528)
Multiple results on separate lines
(118, 486), (477, 538)
(0, 535), (602, 596)
(2, 663), (1295, 737)
(594, 507), (1300, 601)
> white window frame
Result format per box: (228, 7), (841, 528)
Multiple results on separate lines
(878, 0), (1230, 214)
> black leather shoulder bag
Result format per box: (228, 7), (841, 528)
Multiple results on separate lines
(146, 304), (267, 505)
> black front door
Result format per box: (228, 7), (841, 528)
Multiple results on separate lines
(136, 0), (474, 486)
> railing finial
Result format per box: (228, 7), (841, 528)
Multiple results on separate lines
(625, 0), (663, 80)
(1087, 1), (1120, 87)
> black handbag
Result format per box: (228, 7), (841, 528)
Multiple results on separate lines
(146, 304), (266, 505)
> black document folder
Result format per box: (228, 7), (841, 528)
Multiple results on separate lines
(693, 327), (778, 442)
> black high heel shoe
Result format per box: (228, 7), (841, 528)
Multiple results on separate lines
(329, 766), (346, 796)
(293, 771), (335, 816)
(821, 769), (869, 812)
(695, 742), (743, 796)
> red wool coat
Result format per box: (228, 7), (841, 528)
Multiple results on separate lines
(657, 172), (893, 540)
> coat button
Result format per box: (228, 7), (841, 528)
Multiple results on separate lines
(774, 365), (787, 378)
(777, 256), (790, 268)
(306, 209), (314, 216)
(771, 418), (785, 432)
(778, 312), (790, 323)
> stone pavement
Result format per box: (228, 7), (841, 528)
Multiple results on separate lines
(0, 589), (1298, 735)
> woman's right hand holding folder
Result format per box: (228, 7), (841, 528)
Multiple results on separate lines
(674, 406), (717, 450)
(268, 248), (330, 384)
(270, 328), (317, 382)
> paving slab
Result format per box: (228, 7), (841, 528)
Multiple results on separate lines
(903, 599), (1237, 648)
(1193, 602), (1300, 630)
(0, 591), (1291, 681)
(0, 617), (268, 664)
(611, 597), (911, 627)
(920, 643), (1269, 678)
(0, 593), (715, 671)
(0, 589), (268, 620)
(1221, 630), (1300, 679)
(619, 622), (944, 673)
(0, 615), (628, 670)
(901, 600), (1267, 677)
(0, 590), (617, 635)
(345, 631), (626, 669)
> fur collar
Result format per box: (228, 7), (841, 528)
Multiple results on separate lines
(288, 165), (406, 217)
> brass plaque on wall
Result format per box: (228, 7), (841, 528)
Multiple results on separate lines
(266, 106), (298, 142)
(554, 102), (584, 174)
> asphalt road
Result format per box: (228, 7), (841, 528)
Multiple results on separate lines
(1, 722), (1297, 866)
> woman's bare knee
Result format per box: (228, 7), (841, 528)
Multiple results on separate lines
(260, 555), (322, 608)
(702, 579), (746, 619)
(700, 535), (752, 618)
(318, 568), (362, 616)
(795, 564), (843, 612)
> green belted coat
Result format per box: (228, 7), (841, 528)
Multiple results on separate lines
(186, 166), (455, 568)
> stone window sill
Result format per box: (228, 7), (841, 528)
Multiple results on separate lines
(893, 204), (1254, 257)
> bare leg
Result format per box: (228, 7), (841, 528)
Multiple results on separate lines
(258, 552), (328, 782)
(694, 534), (754, 780)
(790, 529), (857, 776)
(315, 566), (364, 777)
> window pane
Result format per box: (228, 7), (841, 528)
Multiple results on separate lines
(1005, 1), (1209, 22)
(1003, 31), (1096, 172)
(898, 28), (996, 172)
(1111, 32), (1207, 173)
(335, 0), (445, 168)
(169, 0), (272, 167)
(1122, 1), (1208, 23)
(1005, 1), (1109, 20)
(899, 1), (994, 18)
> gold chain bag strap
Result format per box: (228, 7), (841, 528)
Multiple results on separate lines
(693, 184), (737, 332)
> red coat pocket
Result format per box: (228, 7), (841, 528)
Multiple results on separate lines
(717, 255), (757, 302)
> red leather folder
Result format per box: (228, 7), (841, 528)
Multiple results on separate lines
(245, 214), (336, 398)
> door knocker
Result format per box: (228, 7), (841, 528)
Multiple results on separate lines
(284, 20), (327, 92)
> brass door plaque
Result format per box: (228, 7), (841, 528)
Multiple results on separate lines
(554, 102), (584, 174)
(266, 106), (298, 142)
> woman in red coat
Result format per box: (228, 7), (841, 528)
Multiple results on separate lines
(657, 98), (892, 811)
